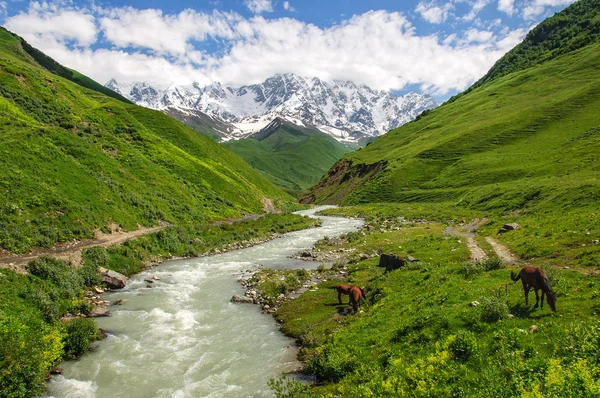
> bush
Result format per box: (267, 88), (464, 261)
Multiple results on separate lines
(459, 262), (483, 278)
(80, 246), (106, 286)
(482, 257), (504, 271)
(448, 331), (478, 362)
(481, 295), (509, 323)
(306, 344), (356, 382)
(26, 256), (83, 299)
(62, 318), (99, 359)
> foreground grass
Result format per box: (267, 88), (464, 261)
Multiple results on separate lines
(270, 205), (600, 397)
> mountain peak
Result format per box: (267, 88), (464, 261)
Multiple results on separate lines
(104, 74), (438, 143)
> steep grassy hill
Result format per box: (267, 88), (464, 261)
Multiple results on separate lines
(301, 0), (600, 218)
(0, 27), (294, 254)
(224, 118), (354, 196)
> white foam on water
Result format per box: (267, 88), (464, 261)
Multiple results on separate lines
(46, 207), (363, 397)
(46, 376), (97, 398)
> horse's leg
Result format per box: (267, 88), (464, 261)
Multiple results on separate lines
(540, 290), (545, 309)
(533, 288), (540, 309)
(522, 280), (529, 306)
(338, 290), (342, 304)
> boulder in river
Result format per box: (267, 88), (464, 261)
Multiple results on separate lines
(99, 266), (128, 289)
(231, 295), (254, 304)
(89, 307), (111, 317)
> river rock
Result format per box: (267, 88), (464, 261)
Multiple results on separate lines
(99, 267), (128, 289)
(359, 253), (370, 260)
(89, 307), (111, 317)
(529, 325), (538, 334)
(378, 253), (406, 272)
(231, 295), (254, 304)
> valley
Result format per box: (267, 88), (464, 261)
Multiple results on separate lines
(1, 0), (600, 397)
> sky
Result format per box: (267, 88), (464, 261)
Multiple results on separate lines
(0, 0), (578, 101)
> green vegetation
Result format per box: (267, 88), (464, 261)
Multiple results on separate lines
(0, 256), (101, 397)
(277, 2), (600, 395)
(89, 213), (320, 276)
(0, 27), (294, 254)
(270, 216), (600, 397)
(224, 118), (353, 197)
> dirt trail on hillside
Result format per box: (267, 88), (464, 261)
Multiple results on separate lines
(0, 203), (280, 272)
(0, 224), (169, 272)
(444, 219), (489, 262)
(485, 237), (520, 264)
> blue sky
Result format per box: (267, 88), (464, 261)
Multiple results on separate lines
(0, 0), (578, 101)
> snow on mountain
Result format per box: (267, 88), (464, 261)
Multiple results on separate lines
(105, 74), (437, 142)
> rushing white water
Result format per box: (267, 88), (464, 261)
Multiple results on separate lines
(46, 206), (362, 398)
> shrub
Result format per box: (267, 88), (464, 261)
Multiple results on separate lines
(482, 257), (504, 271)
(448, 331), (478, 362)
(80, 246), (106, 286)
(459, 262), (483, 278)
(26, 256), (83, 299)
(481, 295), (509, 323)
(306, 344), (356, 382)
(62, 318), (99, 359)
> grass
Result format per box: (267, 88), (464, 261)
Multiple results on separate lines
(269, 213), (600, 397)
(0, 27), (295, 254)
(224, 118), (354, 196)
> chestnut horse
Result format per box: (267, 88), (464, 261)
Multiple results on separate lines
(510, 266), (557, 312)
(331, 284), (366, 313)
(348, 286), (366, 314)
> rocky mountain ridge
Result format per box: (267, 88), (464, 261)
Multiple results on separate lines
(105, 73), (437, 143)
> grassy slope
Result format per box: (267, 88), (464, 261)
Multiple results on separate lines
(303, 42), (600, 208)
(224, 120), (353, 196)
(273, 218), (600, 397)
(0, 27), (293, 254)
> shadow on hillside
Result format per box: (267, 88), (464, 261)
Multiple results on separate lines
(510, 302), (555, 319)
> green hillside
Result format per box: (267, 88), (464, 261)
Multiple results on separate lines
(224, 118), (354, 196)
(0, 27), (293, 254)
(301, 1), (600, 220)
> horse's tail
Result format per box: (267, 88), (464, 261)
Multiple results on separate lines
(510, 270), (521, 282)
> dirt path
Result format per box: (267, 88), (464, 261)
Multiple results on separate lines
(444, 219), (489, 262)
(485, 237), (520, 264)
(0, 203), (279, 272)
(0, 224), (169, 271)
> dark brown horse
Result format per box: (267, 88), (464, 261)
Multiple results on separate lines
(348, 286), (366, 314)
(510, 266), (557, 312)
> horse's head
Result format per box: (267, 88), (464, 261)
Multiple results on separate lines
(546, 291), (557, 312)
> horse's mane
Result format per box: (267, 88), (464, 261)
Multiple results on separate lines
(541, 276), (556, 298)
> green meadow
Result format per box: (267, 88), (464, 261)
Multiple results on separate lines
(224, 119), (353, 197)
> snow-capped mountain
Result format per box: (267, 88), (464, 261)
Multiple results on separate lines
(105, 74), (437, 143)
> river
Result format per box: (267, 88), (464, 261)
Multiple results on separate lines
(46, 206), (362, 398)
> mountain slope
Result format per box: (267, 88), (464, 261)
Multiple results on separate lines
(106, 74), (438, 143)
(301, 0), (600, 216)
(0, 27), (293, 254)
(223, 118), (354, 196)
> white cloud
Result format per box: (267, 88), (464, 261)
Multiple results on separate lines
(98, 7), (238, 55)
(523, 0), (577, 20)
(283, 1), (295, 12)
(5, 5), (530, 96)
(0, 2), (7, 16)
(465, 28), (494, 43)
(497, 0), (515, 16)
(461, 0), (492, 21)
(5, 2), (97, 46)
(244, 0), (273, 14)
(415, 1), (454, 24)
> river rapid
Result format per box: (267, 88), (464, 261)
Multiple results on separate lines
(46, 206), (362, 398)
